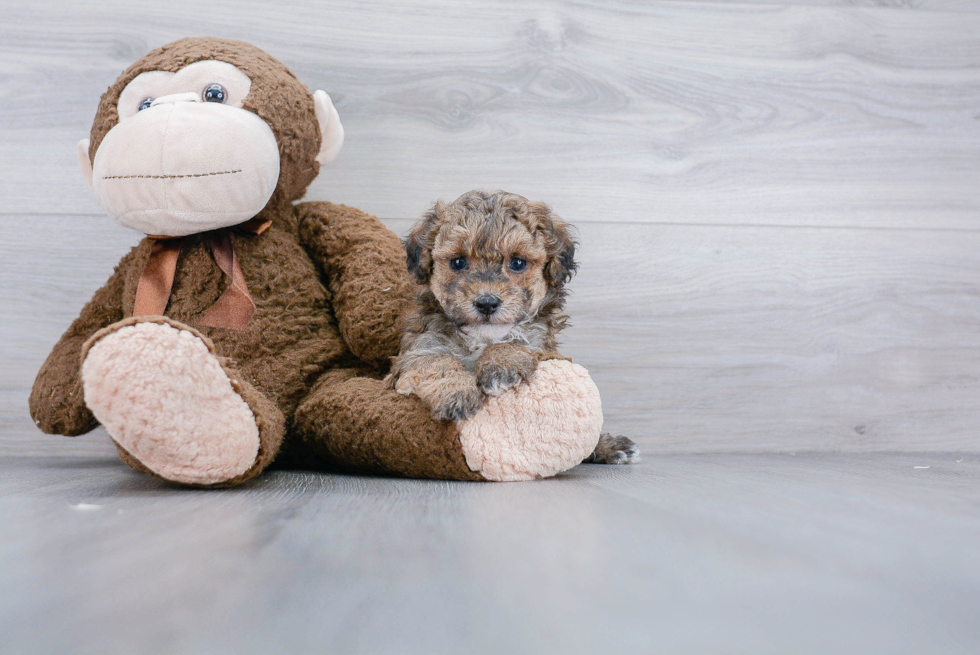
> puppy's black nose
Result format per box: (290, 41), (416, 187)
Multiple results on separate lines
(474, 295), (501, 316)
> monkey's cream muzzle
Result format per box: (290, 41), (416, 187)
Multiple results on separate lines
(91, 96), (280, 237)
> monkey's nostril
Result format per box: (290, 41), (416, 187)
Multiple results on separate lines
(474, 295), (501, 316)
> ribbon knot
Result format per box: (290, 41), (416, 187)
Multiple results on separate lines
(132, 218), (271, 331)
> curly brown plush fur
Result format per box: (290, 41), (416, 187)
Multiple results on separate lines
(29, 38), (484, 484)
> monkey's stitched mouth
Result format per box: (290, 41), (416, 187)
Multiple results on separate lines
(101, 169), (243, 180)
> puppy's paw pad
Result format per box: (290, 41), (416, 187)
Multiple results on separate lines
(432, 388), (484, 422)
(586, 434), (641, 465)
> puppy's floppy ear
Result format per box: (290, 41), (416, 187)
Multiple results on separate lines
(531, 201), (578, 289)
(405, 201), (444, 284)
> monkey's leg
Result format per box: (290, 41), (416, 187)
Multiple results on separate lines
(80, 317), (284, 487)
(293, 371), (485, 480)
(294, 359), (603, 482)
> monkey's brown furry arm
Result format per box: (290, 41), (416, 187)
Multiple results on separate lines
(296, 201), (414, 365)
(29, 250), (134, 436)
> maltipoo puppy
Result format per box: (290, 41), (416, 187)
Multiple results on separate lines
(387, 189), (639, 464)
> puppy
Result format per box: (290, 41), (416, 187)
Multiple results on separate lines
(387, 190), (639, 465)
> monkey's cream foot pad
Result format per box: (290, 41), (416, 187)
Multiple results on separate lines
(81, 320), (259, 485)
(458, 360), (604, 481)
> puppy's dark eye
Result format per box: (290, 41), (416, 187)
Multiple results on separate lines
(203, 83), (227, 103)
(138, 97), (154, 111)
(509, 257), (527, 272)
(449, 256), (467, 271)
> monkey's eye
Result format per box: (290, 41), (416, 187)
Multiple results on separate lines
(138, 97), (154, 111)
(449, 257), (467, 272)
(202, 83), (227, 103)
(509, 257), (527, 272)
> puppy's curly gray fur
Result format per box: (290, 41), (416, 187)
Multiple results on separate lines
(432, 387), (484, 422)
(475, 350), (536, 396)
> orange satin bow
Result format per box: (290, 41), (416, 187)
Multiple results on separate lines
(132, 217), (271, 331)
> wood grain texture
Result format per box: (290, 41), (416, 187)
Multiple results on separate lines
(1, 450), (977, 653)
(1, 0), (979, 227)
(6, 215), (980, 454)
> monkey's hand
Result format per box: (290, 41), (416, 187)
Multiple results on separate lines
(474, 343), (537, 397)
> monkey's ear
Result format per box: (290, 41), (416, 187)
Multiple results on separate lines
(405, 201), (443, 284)
(313, 90), (345, 166)
(534, 202), (578, 289)
(77, 138), (94, 192)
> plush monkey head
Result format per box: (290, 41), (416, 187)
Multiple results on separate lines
(78, 38), (344, 237)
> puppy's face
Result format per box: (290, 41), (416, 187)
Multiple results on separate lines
(430, 215), (548, 327)
(406, 191), (577, 328)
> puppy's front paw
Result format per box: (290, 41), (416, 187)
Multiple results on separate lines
(476, 362), (531, 396)
(431, 385), (485, 422)
(475, 346), (536, 396)
(584, 433), (641, 465)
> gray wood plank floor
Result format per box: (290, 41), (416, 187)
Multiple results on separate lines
(3, 0), (979, 651)
(2, 447), (978, 654)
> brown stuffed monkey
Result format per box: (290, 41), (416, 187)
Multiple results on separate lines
(29, 38), (603, 486)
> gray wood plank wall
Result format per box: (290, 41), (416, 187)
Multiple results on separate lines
(2, 0), (979, 453)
